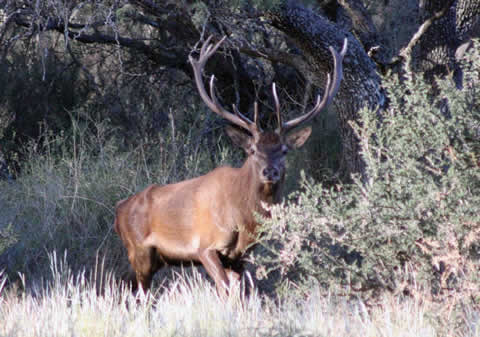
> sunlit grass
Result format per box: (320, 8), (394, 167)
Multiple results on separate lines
(3, 254), (473, 337)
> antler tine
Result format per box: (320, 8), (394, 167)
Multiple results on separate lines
(232, 102), (262, 134)
(232, 104), (252, 123)
(200, 35), (223, 66)
(189, 35), (259, 136)
(253, 101), (262, 132)
(208, 75), (251, 130)
(279, 38), (348, 135)
(272, 83), (282, 132)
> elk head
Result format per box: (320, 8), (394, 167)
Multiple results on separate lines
(189, 35), (347, 202)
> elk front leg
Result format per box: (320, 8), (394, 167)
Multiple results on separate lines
(226, 269), (240, 283)
(198, 249), (230, 297)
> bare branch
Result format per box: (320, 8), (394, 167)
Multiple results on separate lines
(12, 12), (183, 67)
(389, 0), (456, 65)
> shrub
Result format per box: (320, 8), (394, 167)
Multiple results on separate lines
(251, 39), (480, 303)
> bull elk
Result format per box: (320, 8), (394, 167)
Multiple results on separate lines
(114, 36), (347, 296)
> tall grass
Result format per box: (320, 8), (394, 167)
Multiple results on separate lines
(0, 110), (235, 280)
(2, 254), (462, 337)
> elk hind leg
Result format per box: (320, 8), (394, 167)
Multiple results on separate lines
(129, 246), (161, 293)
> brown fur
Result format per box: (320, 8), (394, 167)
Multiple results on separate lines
(114, 130), (310, 295)
(114, 35), (346, 296)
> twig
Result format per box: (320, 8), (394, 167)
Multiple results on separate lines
(388, 0), (456, 66)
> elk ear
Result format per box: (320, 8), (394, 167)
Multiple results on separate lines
(286, 126), (312, 149)
(225, 126), (254, 153)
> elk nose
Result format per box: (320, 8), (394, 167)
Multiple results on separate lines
(262, 166), (280, 182)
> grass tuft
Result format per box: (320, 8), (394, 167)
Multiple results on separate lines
(0, 254), (451, 337)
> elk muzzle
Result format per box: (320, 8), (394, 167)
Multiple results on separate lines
(261, 165), (282, 183)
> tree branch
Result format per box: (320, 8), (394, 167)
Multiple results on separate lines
(238, 44), (311, 76)
(12, 13), (184, 67)
(390, 0), (456, 65)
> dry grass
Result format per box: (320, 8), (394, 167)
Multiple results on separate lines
(1, 254), (478, 337)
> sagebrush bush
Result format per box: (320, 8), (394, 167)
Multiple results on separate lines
(252, 39), (480, 304)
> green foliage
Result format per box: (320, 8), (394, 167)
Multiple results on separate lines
(252, 39), (480, 302)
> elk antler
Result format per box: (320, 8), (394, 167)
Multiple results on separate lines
(189, 36), (261, 138)
(274, 38), (348, 135)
